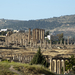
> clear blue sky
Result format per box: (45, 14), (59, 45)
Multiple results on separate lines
(0, 0), (75, 20)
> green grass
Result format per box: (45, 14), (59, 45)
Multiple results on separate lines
(0, 61), (56, 75)
(13, 64), (55, 75)
(0, 61), (18, 75)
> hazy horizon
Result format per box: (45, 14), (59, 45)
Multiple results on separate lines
(0, 14), (75, 21)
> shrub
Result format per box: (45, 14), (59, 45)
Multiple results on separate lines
(30, 47), (49, 67)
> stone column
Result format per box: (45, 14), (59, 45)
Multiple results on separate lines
(32, 30), (34, 40)
(25, 41), (27, 47)
(50, 35), (52, 49)
(5, 37), (7, 44)
(28, 28), (31, 43)
(47, 41), (49, 48)
(39, 29), (41, 40)
(57, 42), (58, 45)
(5, 37), (7, 45)
(37, 29), (39, 42)
(30, 56), (31, 61)
(47, 41), (48, 45)
(50, 57), (52, 71)
(16, 39), (18, 46)
(45, 40), (47, 48)
(21, 56), (22, 61)
(67, 37), (69, 45)
(19, 34), (21, 43)
(41, 30), (43, 41)
(23, 39), (25, 45)
(17, 35), (18, 43)
(21, 39), (23, 46)
(7, 38), (9, 46)
(33, 29), (36, 42)
(61, 60), (65, 74)
(54, 60), (57, 73)
(19, 55), (21, 62)
(30, 40), (32, 47)
(63, 60), (65, 74)
(40, 40), (42, 48)
(33, 42), (35, 47)
(11, 36), (12, 42)
(60, 40), (62, 45)
(14, 36), (15, 42)
(50, 40), (52, 49)
(64, 40), (66, 45)
(35, 41), (37, 48)
(13, 55), (15, 60)
(51, 60), (54, 72)
(36, 29), (38, 41)
(57, 60), (59, 74)
(58, 60), (61, 74)
(42, 29), (45, 42)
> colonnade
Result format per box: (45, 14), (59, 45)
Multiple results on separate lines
(59, 37), (75, 45)
(0, 52), (70, 74)
(5, 35), (75, 50)
(13, 55), (34, 63)
(30, 39), (52, 49)
(50, 58), (67, 74)
(5, 32), (26, 44)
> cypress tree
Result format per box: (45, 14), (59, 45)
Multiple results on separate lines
(30, 47), (49, 67)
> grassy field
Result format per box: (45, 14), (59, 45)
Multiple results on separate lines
(0, 61), (18, 75)
(0, 61), (55, 75)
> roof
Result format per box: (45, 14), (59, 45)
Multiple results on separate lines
(1, 29), (7, 31)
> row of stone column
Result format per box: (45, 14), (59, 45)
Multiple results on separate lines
(32, 29), (45, 42)
(5, 36), (28, 47)
(57, 39), (75, 45)
(5, 37), (52, 49)
(13, 55), (33, 63)
(5, 36), (75, 47)
(50, 58), (65, 74)
(0, 53), (34, 63)
(30, 40), (52, 48)
(5, 32), (28, 46)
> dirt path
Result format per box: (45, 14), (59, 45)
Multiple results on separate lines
(9, 65), (22, 75)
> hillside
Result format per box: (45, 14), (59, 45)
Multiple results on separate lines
(0, 14), (75, 38)
(0, 61), (55, 75)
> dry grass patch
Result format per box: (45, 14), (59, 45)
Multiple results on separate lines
(13, 64), (55, 75)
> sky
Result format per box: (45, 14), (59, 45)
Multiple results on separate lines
(0, 0), (75, 20)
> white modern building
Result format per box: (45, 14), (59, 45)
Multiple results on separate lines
(45, 35), (59, 41)
(0, 29), (12, 32)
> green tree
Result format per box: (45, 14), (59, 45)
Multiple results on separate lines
(72, 67), (75, 74)
(45, 31), (49, 37)
(57, 33), (63, 40)
(65, 55), (75, 73)
(1, 31), (7, 35)
(30, 47), (49, 67)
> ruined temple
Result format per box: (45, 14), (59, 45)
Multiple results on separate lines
(5, 28), (45, 47)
